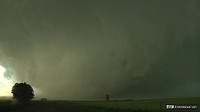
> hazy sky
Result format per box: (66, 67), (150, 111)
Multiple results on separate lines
(0, 0), (200, 100)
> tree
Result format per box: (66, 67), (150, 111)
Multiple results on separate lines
(11, 82), (34, 103)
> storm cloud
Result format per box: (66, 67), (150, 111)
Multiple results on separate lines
(0, 0), (200, 99)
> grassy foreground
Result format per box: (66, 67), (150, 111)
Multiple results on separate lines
(0, 97), (199, 112)
(71, 97), (200, 112)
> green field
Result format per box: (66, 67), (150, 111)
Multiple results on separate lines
(0, 97), (199, 112)
(69, 97), (200, 112)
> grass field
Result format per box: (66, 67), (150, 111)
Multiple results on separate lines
(71, 97), (200, 112)
(0, 97), (199, 112)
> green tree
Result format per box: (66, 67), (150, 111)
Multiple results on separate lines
(11, 82), (34, 103)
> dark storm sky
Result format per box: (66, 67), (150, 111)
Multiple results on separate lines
(0, 0), (200, 99)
